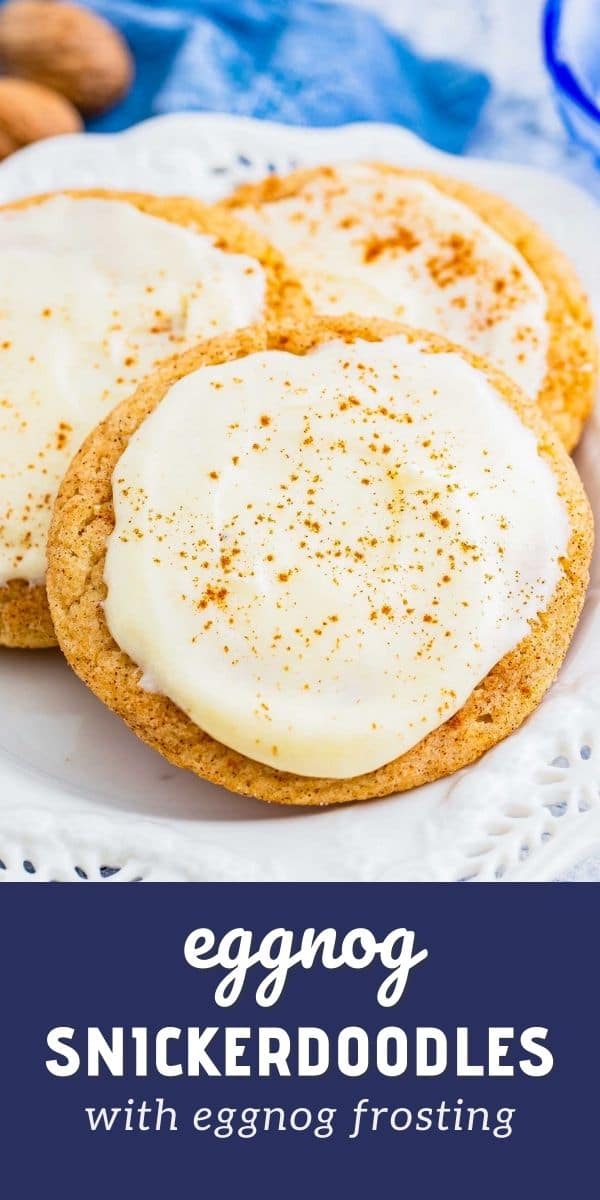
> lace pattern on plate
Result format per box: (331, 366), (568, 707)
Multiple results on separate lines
(0, 114), (598, 882)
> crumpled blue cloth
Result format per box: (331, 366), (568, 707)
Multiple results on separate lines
(76, 0), (489, 154)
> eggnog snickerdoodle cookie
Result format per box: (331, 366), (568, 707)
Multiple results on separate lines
(47, 316), (592, 806)
(0, 188), (308, 649)
(224, 163), (597, 450)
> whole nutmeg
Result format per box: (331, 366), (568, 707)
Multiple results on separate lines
(0, 1), (134, 116)
(0, 76), (83, 159)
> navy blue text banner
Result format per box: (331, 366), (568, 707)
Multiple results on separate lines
(0, 884), (596, 1197)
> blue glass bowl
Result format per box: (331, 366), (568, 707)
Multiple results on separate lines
(543, 0), (600, 157)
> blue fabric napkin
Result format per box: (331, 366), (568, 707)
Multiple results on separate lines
(80, 0), (489, 154)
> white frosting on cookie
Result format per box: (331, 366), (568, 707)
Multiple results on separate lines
(104, 335), (569, 779)
(0, 196), (265, 585)
(237, 164), (548, 398)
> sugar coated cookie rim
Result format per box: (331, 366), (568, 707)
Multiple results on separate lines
(46, 315), (593, 806)
(0, 187), (310, 650)
(223, 162), (598, 453)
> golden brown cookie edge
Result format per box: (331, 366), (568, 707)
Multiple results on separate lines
(223, 163), (598, 451)
(46, 315), (594, 806)
(0, 187), (311, 649)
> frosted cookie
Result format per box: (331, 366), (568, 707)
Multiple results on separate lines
(0, 188), (308, 648)
(47, 316), (592, 806)
(224, 163), (597, 450)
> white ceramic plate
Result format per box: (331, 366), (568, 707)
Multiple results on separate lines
(0, 113), (598, 883)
